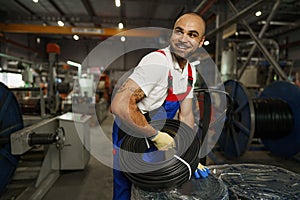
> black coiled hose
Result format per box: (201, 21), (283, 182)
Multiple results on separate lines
(119, 119), (200, 191)
(254, 98), (294, 139)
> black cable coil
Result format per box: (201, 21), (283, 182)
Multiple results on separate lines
(119, 119), (201, 191)
(253, 98), (294, 139)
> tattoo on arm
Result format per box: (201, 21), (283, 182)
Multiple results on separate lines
(132, 88), (145, 102)
(116, 80), (129, 93)
(117, 80), (145, 101)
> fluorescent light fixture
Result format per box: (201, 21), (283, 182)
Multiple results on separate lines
(255, 11), (262, 17)
(204, 40), (210, 46)
(120, 36), (126, 42)
(115, 0), (121, 7)
(67, 61), (82, 77)
(57, 20), (64, 27)
(118, 22), (124, 29)
(73, 35), (79, 40)
(67, 60), (81, 68)
(258, 20), (295, 26)
(33, 0), (38, 3)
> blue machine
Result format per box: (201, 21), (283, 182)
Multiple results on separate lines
(219, 80), (300, 158)
(0, 82), (24, 196)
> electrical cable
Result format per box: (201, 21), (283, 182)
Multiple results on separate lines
(119, 119), (201, 191)
(253, 98), (294, 139)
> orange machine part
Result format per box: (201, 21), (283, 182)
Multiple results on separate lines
(46, 43), (60, 54)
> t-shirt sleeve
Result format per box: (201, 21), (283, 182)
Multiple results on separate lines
(129, 52), (169, 96)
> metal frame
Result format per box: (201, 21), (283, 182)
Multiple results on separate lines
(237, 0), (282, 79)
(206, 0), (265, 38)
(227, 0), (288, 81)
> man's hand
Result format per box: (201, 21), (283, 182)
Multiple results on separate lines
(194, 163), (210, 179)
(150, 131), (175, 151)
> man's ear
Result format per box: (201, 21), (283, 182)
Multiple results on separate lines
(198, 36), (206, 47)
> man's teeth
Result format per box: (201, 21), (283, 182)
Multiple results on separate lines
(176, 44), (190, 49)
(177, 45), (188, 49)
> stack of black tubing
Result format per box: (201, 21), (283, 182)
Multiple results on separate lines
(119, 119), (201, 191)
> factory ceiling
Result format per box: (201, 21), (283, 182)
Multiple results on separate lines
(0, 0), (299, 41)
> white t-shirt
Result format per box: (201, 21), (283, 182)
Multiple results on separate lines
(129, 46), (196, 113)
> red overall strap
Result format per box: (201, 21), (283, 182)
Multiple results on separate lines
(156, 49), (193, 102)
(156, 50), (166, 56)
(166, 64), (193, 102)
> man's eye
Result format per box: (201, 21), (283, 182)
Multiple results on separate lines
(175, 30), (183, 34)
(189, 33), (198, 38)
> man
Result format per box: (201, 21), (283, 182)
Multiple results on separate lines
(111, 12), (210, 200)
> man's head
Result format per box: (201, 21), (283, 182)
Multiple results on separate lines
(170, 12), (206, 59)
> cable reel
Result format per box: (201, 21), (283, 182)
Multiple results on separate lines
(0, 83), (24, 196)
(218, 80), (300, 158)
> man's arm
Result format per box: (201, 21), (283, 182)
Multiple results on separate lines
(111, 78), (156, 137)
(178, 98), (194, 130)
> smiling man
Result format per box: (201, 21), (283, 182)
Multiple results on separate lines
(110, 12), (209, 200)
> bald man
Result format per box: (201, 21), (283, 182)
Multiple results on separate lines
(111, 12), (210, 200)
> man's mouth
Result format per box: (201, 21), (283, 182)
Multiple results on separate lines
(175, 43), (191, 50)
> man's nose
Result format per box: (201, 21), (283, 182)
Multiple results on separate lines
(179, 34), (189, 42)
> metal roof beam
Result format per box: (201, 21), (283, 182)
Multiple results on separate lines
(14, 0), (35, 15)
(0, 23), (161, 37)
(0, 15), (173, 27)
(81, 0), (96, 17)
(47, 0), (77, 26)
(48, 0), (65, 15)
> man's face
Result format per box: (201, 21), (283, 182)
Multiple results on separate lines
(170, 14), (205, 59)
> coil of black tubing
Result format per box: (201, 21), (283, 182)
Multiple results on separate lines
(119, 119), (201, 191)
(253, 98), (294, 139)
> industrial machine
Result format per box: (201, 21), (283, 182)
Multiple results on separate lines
(0, 81), (91, 199)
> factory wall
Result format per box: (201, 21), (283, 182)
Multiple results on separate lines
(0, 33), (47, 63)
(277, 28), (300, 68)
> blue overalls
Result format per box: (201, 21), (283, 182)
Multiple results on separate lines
(112, 50), (193, 200)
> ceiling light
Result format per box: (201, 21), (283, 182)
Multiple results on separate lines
(204, 40), (210, 46)
(73, 35), (79, 40)
(57, 20), (64, 27)
(33, 0), (38, 3)
(255, 11), (262, 17)
(115, 0), (121, 7)
(67, 60), (81, 68)
(120, 36), (126, 42)
(118, 22), (124, 29)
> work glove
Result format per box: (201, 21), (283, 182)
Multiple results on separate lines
(150, 131), (175, 151)
(194, 163), (210, 179)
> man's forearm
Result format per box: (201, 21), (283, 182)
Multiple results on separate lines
(126, 102), (157, 137)
(179, 112), (194, 130)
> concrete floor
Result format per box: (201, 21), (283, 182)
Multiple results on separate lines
(43, 156), (113, 200)
(6, 110), (299, 200)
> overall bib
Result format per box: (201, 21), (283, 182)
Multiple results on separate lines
(112, 50), (193, 200)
